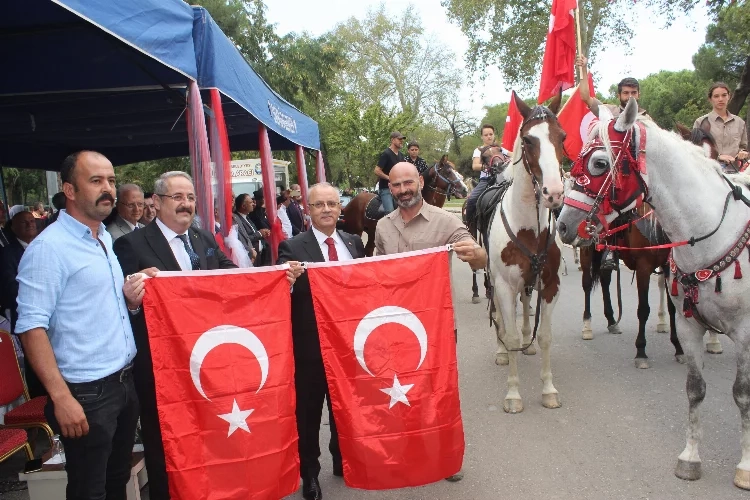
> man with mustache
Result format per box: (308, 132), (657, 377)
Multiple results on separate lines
(15, 151), (140, 499)
(113, 171), (303, 499)
(107, 184), (145, 241)
(374, 162), (485, 483)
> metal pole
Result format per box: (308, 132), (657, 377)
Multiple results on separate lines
(259, 124), (279, 263)
(208, 89), (233, 237)
(295, 145), (310, 217)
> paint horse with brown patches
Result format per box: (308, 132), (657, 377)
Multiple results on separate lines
(486, 93), (565, 413)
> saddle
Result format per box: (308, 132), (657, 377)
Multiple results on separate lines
(474, 180), (511, 243)
(365, 194), (389, 221)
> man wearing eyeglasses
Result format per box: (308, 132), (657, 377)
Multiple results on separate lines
(278, 183), (365, 500)
(113, 171), (307, 499)
(106, 183), (145, 241)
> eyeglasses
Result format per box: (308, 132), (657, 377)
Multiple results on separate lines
(157, 193), (197, 203)
(121, 202), (145, 209)
(309, 201), (341, 209)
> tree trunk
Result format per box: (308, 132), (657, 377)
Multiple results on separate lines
(728, 55), (750, 115)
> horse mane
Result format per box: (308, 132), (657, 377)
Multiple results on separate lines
(689, 126), (718, 151)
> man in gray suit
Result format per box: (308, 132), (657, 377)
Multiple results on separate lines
(106, 184), (145, 240)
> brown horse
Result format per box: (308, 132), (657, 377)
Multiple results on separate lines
(339, 158), (467, 256)
(576, 122), (723, 368)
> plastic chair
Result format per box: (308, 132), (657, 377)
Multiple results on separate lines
(0, 428), (33, 463)
(0, 330), (53, 445)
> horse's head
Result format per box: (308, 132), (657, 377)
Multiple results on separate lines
(513, 92), (566, 209)
(557, 97), (648, 245)
(423, 159), (468, 199)
(480, 144), (508, 173)
(676, 121), (719, 160)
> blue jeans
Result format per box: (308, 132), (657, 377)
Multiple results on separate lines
(465, 177), (490, 224)
(46, 366), (139, 500)
(379, 188), (395, 212)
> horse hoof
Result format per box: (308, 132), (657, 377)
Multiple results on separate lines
(657, 323), (668, 333)
(706, 342), (723, 354)
(503, 398), (524, 414)
(472, 296), (481, 304)
(734, 468), (750, 490)
(542, 393), (561, 409)
(634, 358), (650, 369)
(495, 353), (509, 366)
(582, 329), (593, 340)
(675, 354), (687, 364)
(608, 324), (622, 334)
(675, 459), (702, 481)
(523, 344), (536, 356)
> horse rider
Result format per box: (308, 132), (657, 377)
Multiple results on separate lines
(373, 132), (406, 214)
(465, 124), (506, 225)
(575, 55), (655, 270)
(575, 56), (651, 120)
(693, 81), (748, 172)
(405, 141), (430, 175)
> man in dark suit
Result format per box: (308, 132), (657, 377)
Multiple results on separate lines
(287, 185), (305, 235)
(232, 193), (269, 264)
(106, 184), (145, 241)
(113, 172), (236, 500)
(278, 182), (366, 500)
(0, 210), (45, 398)
(249, 189), (272, 265)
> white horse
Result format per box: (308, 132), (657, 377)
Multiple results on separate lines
(557, 98), (750, 489)
(486, 93), (565, 413)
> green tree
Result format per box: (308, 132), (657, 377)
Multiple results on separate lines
(632, 70), (710, 129)
(333, 4), (461, 117)
(692, 1), (750, 115)
(441, 0), (724, 95)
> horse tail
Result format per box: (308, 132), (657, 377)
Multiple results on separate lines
(589, 248), (603, 290)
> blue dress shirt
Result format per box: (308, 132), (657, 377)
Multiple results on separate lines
(15, 210), (136, 383)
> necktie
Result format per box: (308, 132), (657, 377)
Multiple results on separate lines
(324, 237), (338, 262)
(177, 234), (201, 270)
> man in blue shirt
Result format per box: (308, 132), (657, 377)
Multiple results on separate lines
(16, 150), (141, 500)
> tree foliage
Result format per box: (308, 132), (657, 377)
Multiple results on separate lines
(692, 1), (750, 114)
(333, 4), (461, 117)
(636, 70), (711, 129)
(441, 0), (718, 95)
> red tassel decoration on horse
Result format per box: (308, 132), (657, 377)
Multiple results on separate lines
(715, 273), (722, 293)
(735, 260), (743, 279)
(671, 277), (678, 296)
(683, 297), (693, 318)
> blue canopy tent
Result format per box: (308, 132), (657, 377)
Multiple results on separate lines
(0, 0), (199, 169)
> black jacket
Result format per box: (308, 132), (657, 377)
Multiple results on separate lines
(277, 229), (365, 362)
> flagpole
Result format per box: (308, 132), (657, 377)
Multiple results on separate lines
(575, 6), (583, 81)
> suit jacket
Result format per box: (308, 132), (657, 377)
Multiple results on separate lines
(232, 212), (263, 255)
(113, 221), (236, 376)
(249, 206), (270, 230)
(106, 214), (144, 241)
(277, 229), (365, 362)
(287, 201), (304, 236)
(0, 236), (25, 331)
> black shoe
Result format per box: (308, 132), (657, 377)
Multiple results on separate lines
(302, 477), (323, 500)
(333, 462), (343, 477)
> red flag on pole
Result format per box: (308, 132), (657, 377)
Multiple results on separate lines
(143, 268), (299, 500)
(306, 248), (465, 490)
(501, 91), (523, 152)
(558, 72), (596, 160)
(538, 0), (578, 103)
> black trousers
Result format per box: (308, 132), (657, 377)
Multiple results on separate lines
(133, 355), (171, 500)
(45, 367), (139, 500)
(295, 359), (341, 479)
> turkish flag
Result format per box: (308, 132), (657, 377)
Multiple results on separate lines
(501, 91), (523, 152)
(558, 72), (596, 160)
(538, 0), (578, 103)
(143, 268), (298, 500)
(306, 248), (464, 490)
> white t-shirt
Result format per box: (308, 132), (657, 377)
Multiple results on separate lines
(473, 147), (488, 179)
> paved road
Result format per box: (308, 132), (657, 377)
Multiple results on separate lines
(285, 248), (746, 500)
(3, 248), (747, 499)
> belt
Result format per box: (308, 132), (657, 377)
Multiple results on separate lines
(80, 363), (133, 385)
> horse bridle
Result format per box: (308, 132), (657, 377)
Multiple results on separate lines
(424, 163), (462, 199)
